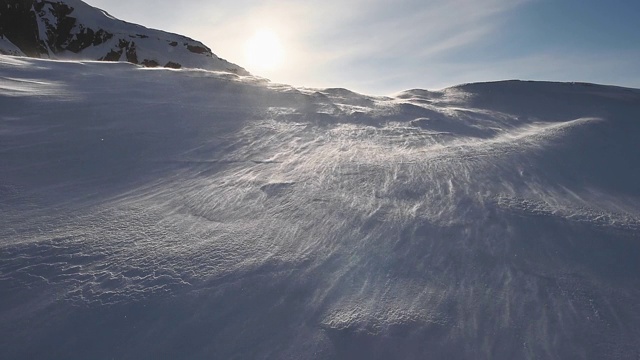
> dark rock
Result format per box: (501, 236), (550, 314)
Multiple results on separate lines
(100, 49), (122, 61)
(164, 61), (182, 69)
(186, 44), (208, 54)
(141, 59), (159, 67)
(94, 30), (112, 46)
(32, 0), (77, 52)
(168, 41), (178, 47)
(125, 42), (138, 63)
(67, 27), (113, 52)
(0, 0), (46, 57)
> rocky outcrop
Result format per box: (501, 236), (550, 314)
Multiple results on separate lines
(0, 0), (248, 74)
(0, 0), (45, 56)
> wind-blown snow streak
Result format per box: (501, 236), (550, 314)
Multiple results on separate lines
(1, 56), (639, 359)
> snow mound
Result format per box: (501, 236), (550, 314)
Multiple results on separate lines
(1, 56), (640, 359)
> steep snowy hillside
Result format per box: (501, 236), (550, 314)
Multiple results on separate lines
(0, 0), (247, 73)
(1, 55), (640, 359)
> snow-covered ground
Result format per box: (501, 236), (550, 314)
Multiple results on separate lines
(1, 55), (640, 359)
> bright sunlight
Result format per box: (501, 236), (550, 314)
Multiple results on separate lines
(244, 29), (284, 72)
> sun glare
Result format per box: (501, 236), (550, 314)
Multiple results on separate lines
(244, 29), (284, 72)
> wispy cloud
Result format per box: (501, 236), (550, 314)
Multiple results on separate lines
(361, 48), (640, 93)
(313, 0), (529, 59)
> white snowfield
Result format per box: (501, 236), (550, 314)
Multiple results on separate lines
(1, 55), (639, 359)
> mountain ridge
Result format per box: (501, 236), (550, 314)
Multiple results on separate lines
(0, 0), (248, 73)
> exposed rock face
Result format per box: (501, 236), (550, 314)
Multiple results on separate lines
(0, 0), (248, 74)
(164, 61), (181, 69)
(0, 0), (44, 56)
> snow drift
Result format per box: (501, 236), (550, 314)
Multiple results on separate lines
(1, 55), (640, 359)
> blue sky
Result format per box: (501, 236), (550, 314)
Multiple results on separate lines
(86, 0), (640, 95)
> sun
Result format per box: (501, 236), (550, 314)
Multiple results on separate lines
(244, 29), (284, 72)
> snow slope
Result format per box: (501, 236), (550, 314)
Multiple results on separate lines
(0, 0), (247, 74)
(1, 55), (640, 359)
(0, 36), (25, 56)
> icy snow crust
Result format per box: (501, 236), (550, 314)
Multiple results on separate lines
(1, 56), (640, 359)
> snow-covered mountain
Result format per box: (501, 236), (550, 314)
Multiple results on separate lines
(0, 0), (248, 73)
(1, 55), (639, 359)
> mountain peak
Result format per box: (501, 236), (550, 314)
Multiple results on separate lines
(0, 0), (248, 74)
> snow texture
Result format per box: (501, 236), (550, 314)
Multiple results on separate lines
(1, 55), (640, 359)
